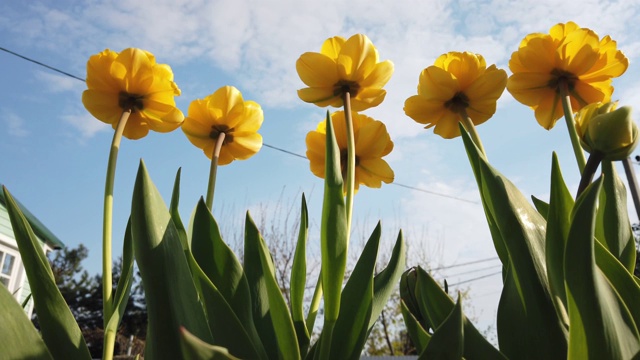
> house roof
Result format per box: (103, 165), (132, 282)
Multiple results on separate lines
(0, 185), (65, 249)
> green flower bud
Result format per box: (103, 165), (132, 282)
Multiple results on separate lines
(575, 102), (638, 161)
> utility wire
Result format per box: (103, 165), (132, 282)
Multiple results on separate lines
(448, 271), (501, 287)
(2, 46), (480, 205)
(429, 256), (500, 271)
(438, 263), (501, 278)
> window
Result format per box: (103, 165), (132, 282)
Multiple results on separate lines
(0, 250), (16, 289)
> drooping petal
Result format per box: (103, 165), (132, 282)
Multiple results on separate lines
(433, 111), (465, 139)
(297, 87), (341, 107)
(404, 95), (449, 126)
(226, 132), (263, 160)
(296, 52), (340, 87)
(82, 89), (122, 125)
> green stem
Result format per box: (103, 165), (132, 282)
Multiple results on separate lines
(622, 157), (640, 222)
(458, 109), (487, 158)
(102, 109), (130, 360)
(576, 152), (603, 198)
(559, 83), (587, 173)
(319, 320), (335, 360)
(305, 272), (323, 333)
(205, 132), (226, 210)
(342, 92), (355, 239)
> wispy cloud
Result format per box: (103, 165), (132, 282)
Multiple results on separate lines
(34, 70), (84, 93)
(2, 110), (29, 137)
(61, 112), (110, 141)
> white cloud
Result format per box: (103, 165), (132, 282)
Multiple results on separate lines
(61, 112), (110, 140)
(34, 70), (84, 93)
(2, 110), (29, 137)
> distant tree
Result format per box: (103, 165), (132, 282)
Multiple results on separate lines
(33, 244), (146, 358)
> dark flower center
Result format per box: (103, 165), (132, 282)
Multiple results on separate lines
(334, 80), (361, 98)
(210, 124), (234, 144)
(340, 149), (360, 177)
(118, 92), (144, 112)
(444, 92), (470, 113)
(548, 69), (578, 93)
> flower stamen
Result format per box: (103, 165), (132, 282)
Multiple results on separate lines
(210, 125), (234, 144)
(444, 92), (470, 114)
(118, 92), (144, 112)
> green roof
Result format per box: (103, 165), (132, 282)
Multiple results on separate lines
(0, 184), (65, 249)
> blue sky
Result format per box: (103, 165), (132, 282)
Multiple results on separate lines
(2, 0), (640, 332)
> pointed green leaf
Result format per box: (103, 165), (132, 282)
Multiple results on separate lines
(565, 177), (640, 359)
(0, 284), (53, 359)
(461, 128), (568, 358)
(414, 266), (506, 360)
(421, 295), (464, 360)
(329, 222), (381, 360)
(594, 240), (640, 328)
(244, 212), (281, 359)
(191, 199), (259, 339)
(245, 212), (301, 359)
(400, 299), (431, 354)
(180, 327), (241, 360)
(321, 111), (348, 324)
(596, 161), (636, 271)
(531, 196), (549, 217)
(291, 194), (311, 354)
(169, 168), (189, 250)
(187, 255), (267, 360)
(3, 186), (91, 360)
(131, 161), (213, 360)
(544, 153), (573, 326)
(369, 230), (406, 329)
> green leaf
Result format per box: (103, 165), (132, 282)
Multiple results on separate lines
(131, 161), (213, 360)
(544, 153), (573, 327)
(400, 299), (431, 354)
(596, 161), (636, 271)
(594, 240), (640, 328)
(461, 128), (568, 358)
(413, 266), (506, 360)
(188, 250), (268, 359)
(329, 222), (381, 360)
(245, 212), (301, 359)
(531, 196), (549, 217)
(291, 194), (311, 354)
(244, 212), (281, 359)
(0, 284), (53, 359)
(565, 176), (640, 359)
(180, 327), (241, 360)
(369, 230), (406, 330)
(321, 111), (348, 324)
(169, 168), (189, 250)
(191, 200), (259, 335)
(421, 295), (464, 360)
(105, 219), (135, 350)
(3, 186), (91, 360)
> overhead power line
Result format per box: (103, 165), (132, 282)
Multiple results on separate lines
(448, 271), (501, 287)
(429, 256), (500, 271)
(2, 46), (480, 205)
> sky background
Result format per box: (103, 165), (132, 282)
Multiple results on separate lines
(2, 0), (640, 335)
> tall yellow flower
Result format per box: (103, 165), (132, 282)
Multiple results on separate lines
(507, 21), (628, 129)
(404, 52), (507, 139)
(296, 34), (394, 111)
(82, 48), (184, 139)
(182, 86), (263, 165)
(306, 111), (394, 191)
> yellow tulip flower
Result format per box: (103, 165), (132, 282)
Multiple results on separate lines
(507, 21), (628, 130)
(404, 52), (507, 139)
(296, 34), (394, 111)
(82, 48), (184, 139)
(182, 86), (263, 165)
(306, 111), (394, 191)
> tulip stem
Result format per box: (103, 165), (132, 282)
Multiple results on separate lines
(342, 92), (355, 238)
(459, 109), (487, 157)
(102, 109), (131, 360)
(576, 151), (603, 198)
(560, 83), (587, 173)
(622, 157), (640, 222)
(206, 132), (226, 210)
